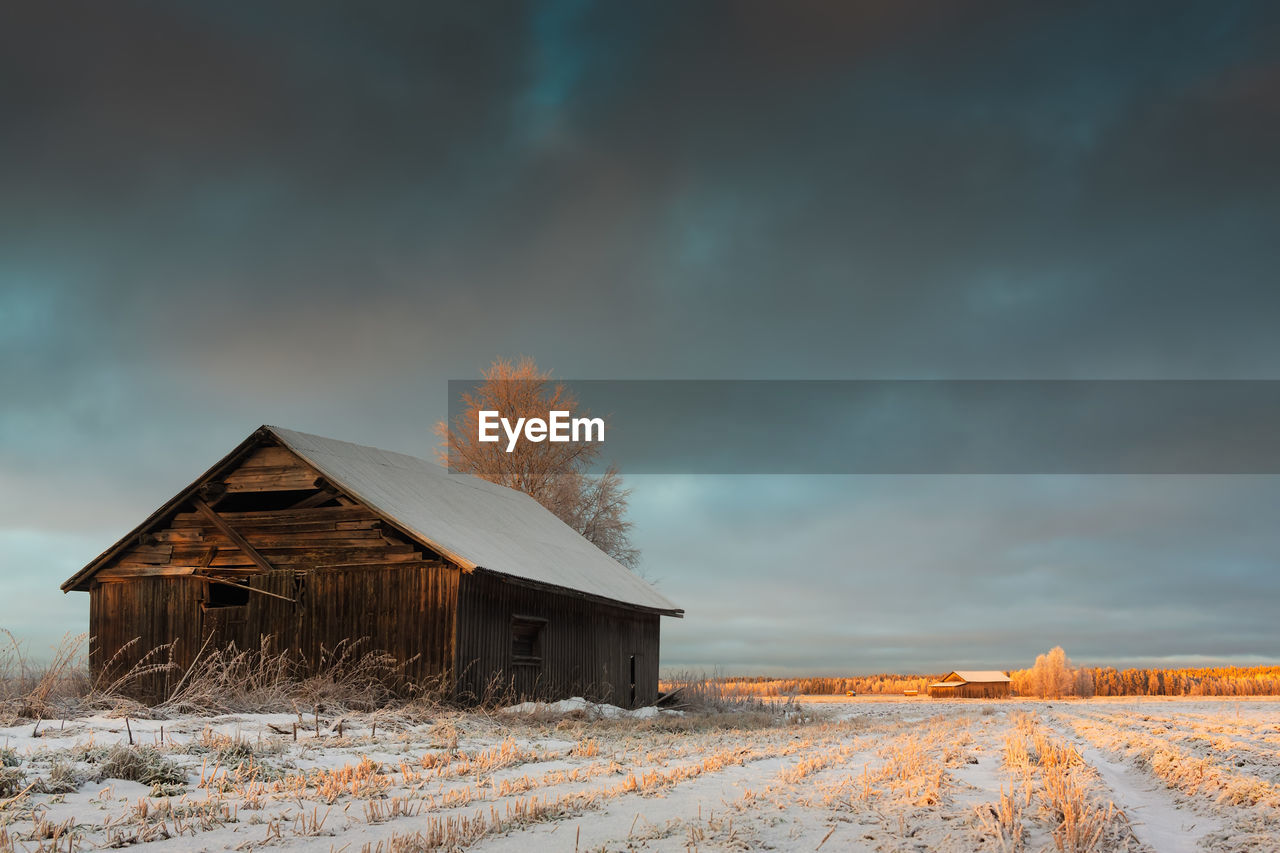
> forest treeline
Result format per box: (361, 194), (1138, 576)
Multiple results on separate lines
(1010, 647), (1280, 697)
(1080, 665), (1280, 696)
(716, 653), (1280, 698)
(717, 674), (938, 696)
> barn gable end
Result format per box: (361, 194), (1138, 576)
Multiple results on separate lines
(63, 431), (443, 593)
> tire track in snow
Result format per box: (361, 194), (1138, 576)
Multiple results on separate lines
(1044, 714), (1225, 853)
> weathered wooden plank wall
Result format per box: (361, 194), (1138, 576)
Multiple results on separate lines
(89, 577), (201, 701)
(287, 563), (459, 682)
(928, 682), (1011, 699)
(99, 504), (417, 578)
(89, 561), (459, 703)
(454, 570), (660, 708)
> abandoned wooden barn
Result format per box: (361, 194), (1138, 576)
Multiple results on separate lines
(61, 426), (683, 707)
(927, 671), (1012, 699)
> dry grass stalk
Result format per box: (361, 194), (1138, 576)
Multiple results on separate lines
(659, 670), (797, 715)
(1002, 715), (1136, 853)
(0, 632), (94, 724)
(1068, 712), (1280, 810)
(89, 637), (178, 709)
(977, 784), (1028, 853)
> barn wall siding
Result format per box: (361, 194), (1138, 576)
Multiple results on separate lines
(90, 562), (459, 703)
(90, 577), (203, 702)
(455, 570), (660, 708)
(928, 682), (1011, 699)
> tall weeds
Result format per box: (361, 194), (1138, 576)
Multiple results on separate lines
(161, 637), (424, 715)
(1, 631), (446, 720)
(659, 670), (789, 713)
(0, 631), (91, 723)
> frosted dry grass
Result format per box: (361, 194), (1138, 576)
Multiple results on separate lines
(996, 711), (1142, 852)
(0, 698), (1275, 851)
(1054, 702), (1280, 851)
(0, 633), (96, 726)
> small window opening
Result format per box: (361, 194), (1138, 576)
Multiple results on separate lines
(511, 616), (547, 665)
(206, 579), (251, 608)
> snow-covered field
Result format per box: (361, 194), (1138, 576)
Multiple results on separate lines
(1, 696), (1277, 852)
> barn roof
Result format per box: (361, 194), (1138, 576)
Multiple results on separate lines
(941, 670), (1011, 684)
(62, 425), (682, 616)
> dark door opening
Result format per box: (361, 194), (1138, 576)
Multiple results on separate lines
(629, 655), (637, 707)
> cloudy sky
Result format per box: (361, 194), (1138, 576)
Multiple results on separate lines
(3, 2), (1279, 674)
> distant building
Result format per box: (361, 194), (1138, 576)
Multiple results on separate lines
(928, 670), (1011, 698)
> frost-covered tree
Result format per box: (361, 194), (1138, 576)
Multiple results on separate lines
(436, 357), (639, 569)
(1029, 646), (1077, 698)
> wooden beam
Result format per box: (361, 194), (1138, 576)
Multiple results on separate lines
(187, 566), (259, 576)
(171, 505), (373, 526)
(195, 576), (296, 604)
(192, 498), (278, 575)
(223, 469), (324, 493)
(287, 488), (339, 510)
(120, 544), (172, 564)
(97, 565), (197, 580)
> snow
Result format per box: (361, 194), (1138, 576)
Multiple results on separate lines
(1062, 729), (1225, 852)
(0, 696), (1274, 851)
(497, 696), (680, 720)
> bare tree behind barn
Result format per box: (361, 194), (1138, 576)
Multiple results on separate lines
(436, 357), (639, 568)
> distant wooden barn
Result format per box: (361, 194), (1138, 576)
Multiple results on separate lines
(61, 426), (683, 707)
(927, 671), (1011, 699)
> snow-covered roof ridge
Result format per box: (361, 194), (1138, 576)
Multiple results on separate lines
(265, 425), (682, 616)
(944, 670), (1011, 683)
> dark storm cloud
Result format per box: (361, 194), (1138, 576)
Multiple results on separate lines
(2, 2), (1278, 669)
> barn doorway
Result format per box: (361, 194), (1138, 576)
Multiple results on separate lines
(629, 655), (637, 707)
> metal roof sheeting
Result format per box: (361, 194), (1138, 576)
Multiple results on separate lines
(268, 426), (682, 615)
